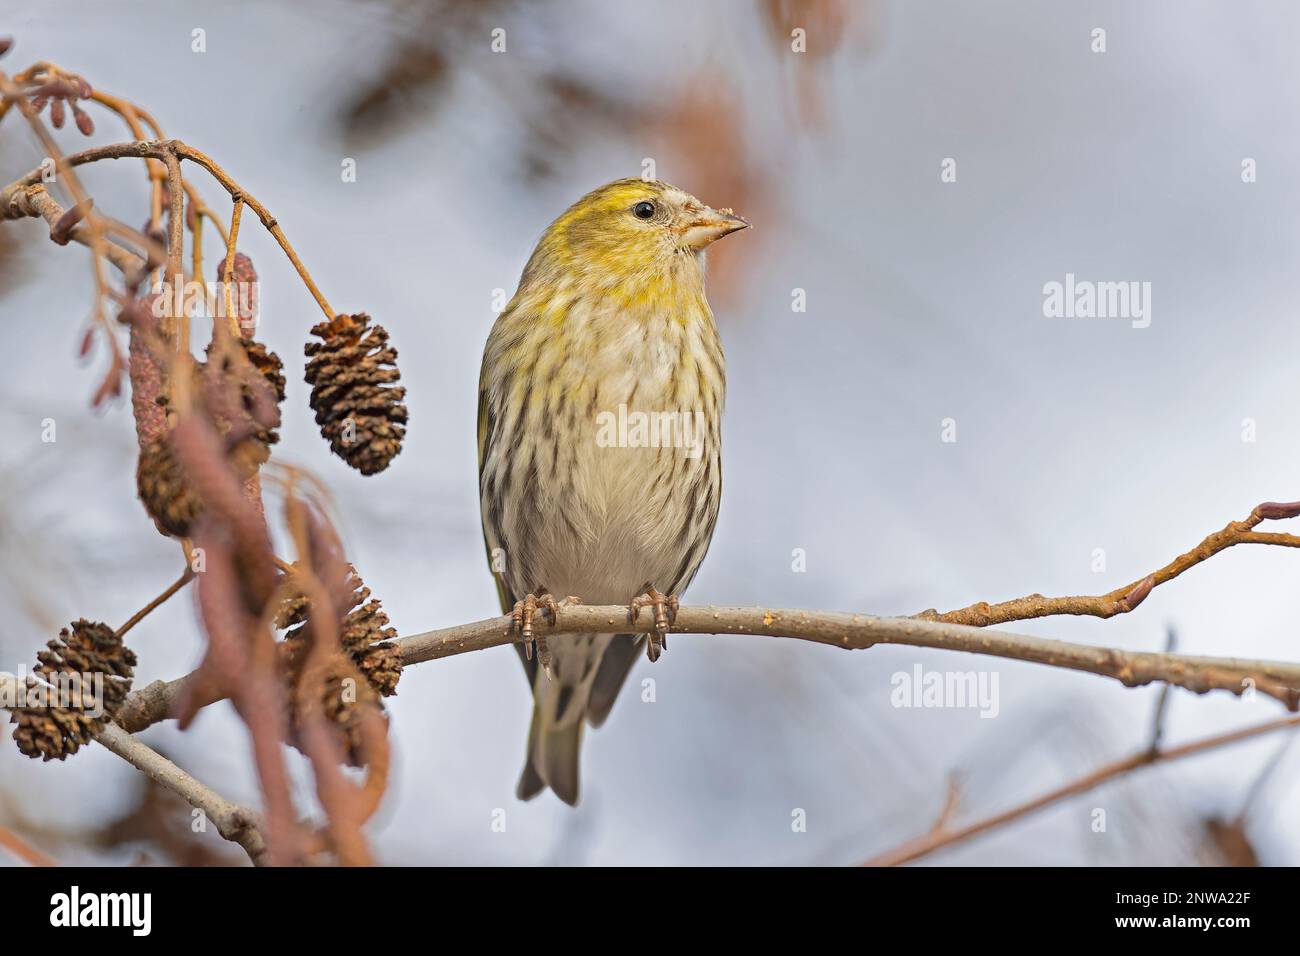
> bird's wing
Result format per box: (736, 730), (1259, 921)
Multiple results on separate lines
(586, 633), (642, 727)
(478, 371), (537, 686)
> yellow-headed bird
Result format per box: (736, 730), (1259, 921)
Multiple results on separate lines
(478, 179), (748, 804)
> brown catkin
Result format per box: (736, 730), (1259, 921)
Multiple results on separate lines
(10, 620), (137, 761)
(303, 313), (408, 475)
(135, 336), (285, 537)
(215, 252), (259, 334)
(204, 336), (286, 475)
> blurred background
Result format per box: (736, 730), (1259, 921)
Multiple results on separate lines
(1, 0), (1298, 865)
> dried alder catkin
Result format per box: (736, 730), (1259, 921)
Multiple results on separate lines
(304, 313), (408, 475)
(135, 336), (285, 537)
(204, 335), (286, 475)
(215, 252), (259, 333)
(10, 619), (137, 761)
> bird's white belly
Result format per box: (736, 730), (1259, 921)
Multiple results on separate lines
(532, 426), (686, 606)
(490, 299), (721, 612)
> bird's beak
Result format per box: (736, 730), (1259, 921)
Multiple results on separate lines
(681, 206), (750, 250)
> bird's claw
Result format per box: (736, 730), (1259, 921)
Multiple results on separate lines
(513, 587), (559, 677)
(629, 583), (678, 662)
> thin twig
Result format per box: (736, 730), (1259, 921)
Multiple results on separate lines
(929, 773), (963, 834)
(916, 500), (1300, 627)
(115, 567), (194, 639)
(171, 140), (334, 320)
(0, 69), (133, 354)
(1234, 728), (1298, 825)
(161, 147), (186, 348)
(220, 198), (244, 338)
(861, 712), (1300, 866)
(86, 84), (168, 238)
(1146, 626), (1177, 753)
(3, 183), (145, 277)
(2, 139), (335, 321)
(0, 825), (56, 867)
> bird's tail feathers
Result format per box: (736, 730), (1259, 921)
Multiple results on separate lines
(517, 634), (625, 805)
(517, 672), (586, 806)
(517, 715), (583, 805)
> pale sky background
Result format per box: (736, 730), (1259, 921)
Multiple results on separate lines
(1, 0), (1298, 865)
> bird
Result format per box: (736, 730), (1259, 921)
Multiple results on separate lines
(477, 178), (748, 805)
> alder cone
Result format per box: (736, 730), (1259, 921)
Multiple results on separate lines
(276, 564), (401, 765)
(277, 564), (402, 698)
(10, 619), (137, 761)
(137, 434), (203, 537)
(303, 313), (408, 475)
(242, 338), (286, 403)
(339, 585), (402, 697)
(288, 652), (387, 768)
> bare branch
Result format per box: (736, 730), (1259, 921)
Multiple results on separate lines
(0, 672), (266, 865)
(1234, 728), (1299, 825)
(0, 824), (55, 867)
(113, 601), (1300, 735)
(917, 500), (1300, 627)
(399, 604), (1300, 707)
(1146, 626), (1177, 753)
(3, 182), (145, 276)
(862, 712), (1300, 867)
(2, 138), (335, 320)
(93, 722), (267, 865)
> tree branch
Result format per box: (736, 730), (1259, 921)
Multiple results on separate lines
(93, 722), (267, 865)
(0, 824), (55, 866)
(2, 181), (146, 277)
(0, 672), (266, 865)
(862, 711), (1300, 866)
(112, 601), (1300, 735)
(114, 566), (194, 639)
(1, 139), (335, 321)
(917, 500), (1300, 627)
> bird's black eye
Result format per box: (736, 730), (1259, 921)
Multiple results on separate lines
(633, 200), (656, 220)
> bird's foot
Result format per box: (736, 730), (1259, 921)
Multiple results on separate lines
(512, 587), (579, 679)
(629, 582), (678, 662)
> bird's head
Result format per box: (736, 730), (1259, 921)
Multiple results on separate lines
(522, 179), (749, 292)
